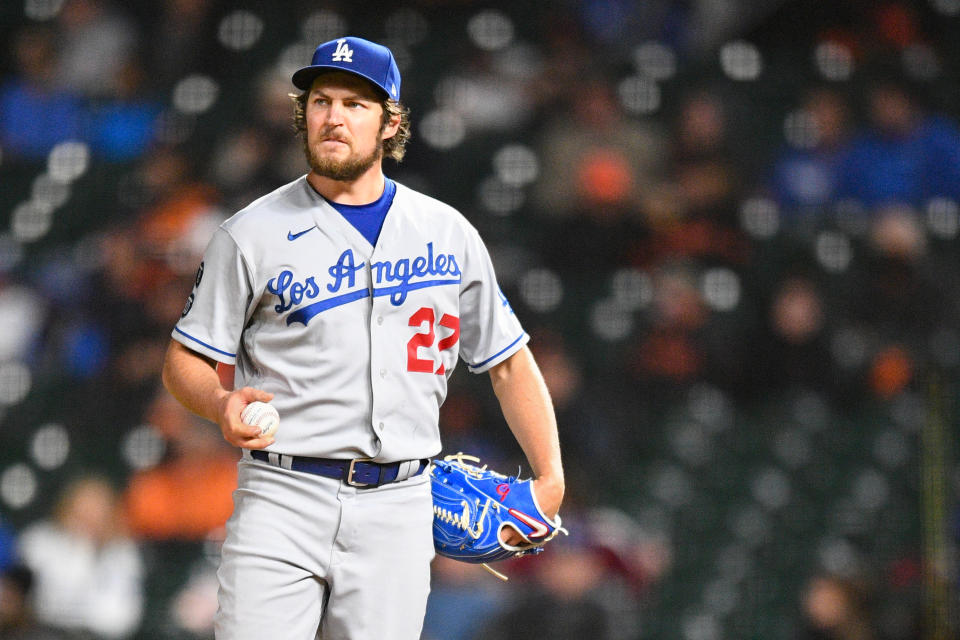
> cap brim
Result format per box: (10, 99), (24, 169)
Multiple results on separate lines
(292, 65), (390, 98)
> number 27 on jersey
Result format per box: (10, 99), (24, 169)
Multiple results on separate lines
(407, 307), (459, 375)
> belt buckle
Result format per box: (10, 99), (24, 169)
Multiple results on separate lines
(346, 458), (375, 487)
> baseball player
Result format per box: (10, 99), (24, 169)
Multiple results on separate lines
(161, 36), (564, 639)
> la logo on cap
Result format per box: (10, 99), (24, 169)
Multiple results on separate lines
(332, 38), (353, 62)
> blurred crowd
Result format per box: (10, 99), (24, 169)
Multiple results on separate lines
(1, 0), (959, 638)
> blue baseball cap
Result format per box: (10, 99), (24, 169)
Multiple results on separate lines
(292, 37), (401, 101)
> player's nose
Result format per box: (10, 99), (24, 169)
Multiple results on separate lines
(324, 100), (347, 125)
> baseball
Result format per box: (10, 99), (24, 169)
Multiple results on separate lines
(241, 401), (280, 438)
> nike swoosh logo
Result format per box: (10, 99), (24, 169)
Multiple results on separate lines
(287, 227), (316, 241)
(508, 508), (549, 539)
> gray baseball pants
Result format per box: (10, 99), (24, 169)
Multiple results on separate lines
(214, 456), (434, 639)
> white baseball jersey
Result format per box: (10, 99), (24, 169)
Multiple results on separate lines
(173, 175), (527, 462)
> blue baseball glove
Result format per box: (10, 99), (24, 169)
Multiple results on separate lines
(430, 453), (566, 571)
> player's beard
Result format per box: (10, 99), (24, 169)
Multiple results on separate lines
(306, 129), (384, 182)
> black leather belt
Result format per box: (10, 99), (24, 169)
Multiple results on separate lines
(249, 450), (428, 487)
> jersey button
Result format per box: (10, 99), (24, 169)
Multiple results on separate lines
(378, 422), (385, 430)
(376, 316), (383, 325)
(379, 368), (387, 378)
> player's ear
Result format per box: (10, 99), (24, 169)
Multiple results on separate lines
(381, 111), (402, 141)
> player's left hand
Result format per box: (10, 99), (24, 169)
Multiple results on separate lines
(500, 475), (564, 547)
(431, 454), (567, 565)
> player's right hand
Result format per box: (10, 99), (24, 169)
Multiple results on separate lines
(216, 386), (276, 449)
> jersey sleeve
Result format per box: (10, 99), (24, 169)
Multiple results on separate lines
(171, 227), (253, 365)
(457, 226), (528, 373)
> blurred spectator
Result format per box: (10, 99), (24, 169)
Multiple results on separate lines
(636, 87), (752, 272)
(528, 330), (626, 470)
(434, 45), (542, 136)
(54, 0), (138, 99)
(526, 10), (593, 113)
(0, 25), (84, 161)
(422, 556), (509, 640)
(746, 274), (834, 398)
(629, 262), (709, 387)
(532, 74), (667, 276)
(532, 75), (668, 221)
(569, 0), (646, 50)
(73, 147), (224, 411)
(208, 125), (278, 205)
(768, 86), (853, 216)
(18, 475), (144, 638)
(473, 505), (665, 640)
(85, 55), (161, 162)
(834, 71), (960, 210)
(670, 87), (743, 225)
(0, 564), (73, 640)
(124, 385), (238, 540)
(579, 505), (672, 598)
(844, 208), (952, 398)
(564, 0), (735, 57)
(475, 545), (614, 639)
(438, 387), (510, 465)
(797, 574), (876, 640)
(207, 70), (306, 208)
(131, 145), (224, 279)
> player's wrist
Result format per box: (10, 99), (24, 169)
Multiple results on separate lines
(532, 474), (565, 519)
(534, 464), (565, 492)
(212, 388), (233, 420)
(536, 474), (566, 497)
